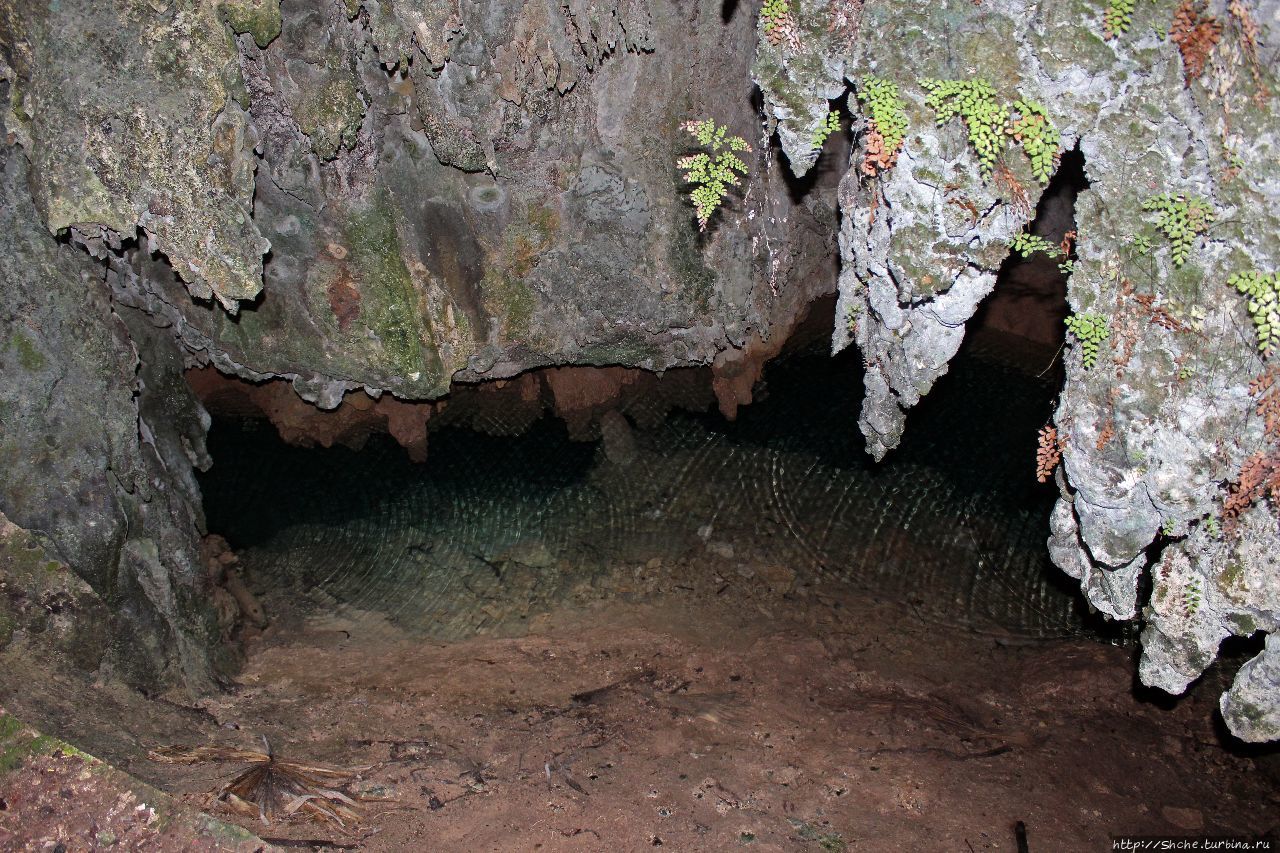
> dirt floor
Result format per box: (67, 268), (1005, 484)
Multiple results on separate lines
(3, 569), (1250, 853)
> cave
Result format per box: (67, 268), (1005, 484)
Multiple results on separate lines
(194, 300), (1097, 648)
(1, 0), (1278, 849)
(172, 303), (1260, 848)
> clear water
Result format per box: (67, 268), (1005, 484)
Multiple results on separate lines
(198, 335), (1128, 644)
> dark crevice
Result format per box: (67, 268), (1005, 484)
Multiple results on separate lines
(779, 92), (853, 206)
(197, 287), (1132, 647)
(969, 145), (1089, 361)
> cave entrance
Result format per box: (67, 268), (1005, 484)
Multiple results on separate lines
(173, 294), (1272, 848)
(196, 299), (1107, 646)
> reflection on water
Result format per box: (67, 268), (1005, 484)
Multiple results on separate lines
(199, 334), (1127, 643)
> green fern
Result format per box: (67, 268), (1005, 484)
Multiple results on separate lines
(1142, 193), (1215, 268)
(1008, 99), (1060, 184)
(1230, 269), (1280, 357)
(1183, 577), (1202, 617)
(856, 76), (909, 156)
(1010, 232), (1062, 259)
(812, 110), (841, 149)
(1103, 0), (1137, 38)
(920, 78), (1008, 179)
(1065, 311), (1110, 369)
(920, 80), (1060, 184)
(677, 119), (751, 231)
(760, 0), (796, 46)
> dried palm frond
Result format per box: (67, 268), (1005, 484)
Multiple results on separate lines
(149, 738), (370, 828)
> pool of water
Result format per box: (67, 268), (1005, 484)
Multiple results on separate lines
(198, 332), (1128, 644)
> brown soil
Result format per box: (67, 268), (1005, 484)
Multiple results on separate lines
(115, 581), (1276, 852)
(3, 544), (1276, 852)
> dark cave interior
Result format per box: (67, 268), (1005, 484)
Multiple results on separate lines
(195, 299), (1114, 649)
(193, 148), (1098, 649)
(1, 0), (1278, 846)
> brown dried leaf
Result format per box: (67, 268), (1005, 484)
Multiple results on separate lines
(150, 741), (371, 828)
(1036, 426), (1064, 483)
(860, 126), (899, 176)
(1171, 0), (1223, 85)
(147, 745), (270, 765)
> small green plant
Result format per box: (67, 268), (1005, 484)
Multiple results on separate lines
(1065, 311), (1110, 369)
(1104, 0), (1138, 38)
(760, 0), (798, 48)
(1230, 269), (1280, 357)
(844, 302), (861, 335)
(856, 76), (909, 162)
(1142, 193), (1215, 267)
(760, 0), (789, 25)
(1203, 515), (1221, 538)
(1009, 231), (1074, 274)
(1183, 577), (1202, 616)
(920, 79), (1060, 183)
(678, 119), (751, 231)
(921, 78), (1008, 179)
(1010, 232), (1062, 259)
(1008, 99), (1061, 183)
(1129, 233), (1153, 256)
(812, 110), (840, 149)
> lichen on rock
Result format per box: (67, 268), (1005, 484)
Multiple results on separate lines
(2, 0), (269, 311)
(219, 0), (282, 48)
(754, 0), (1280, 740)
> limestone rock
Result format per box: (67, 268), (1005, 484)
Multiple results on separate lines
(753, 0), (1280, 740)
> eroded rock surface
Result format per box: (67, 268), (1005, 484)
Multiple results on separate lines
(1, 0), (841, 694)
(754, 0), (1279, 740)
(13, 0), (839, 407)
(0, 148), (217, 691)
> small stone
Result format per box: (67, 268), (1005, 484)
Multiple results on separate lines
(599, 410), (637, 466)
(1161, 805), (1204, 831)
(756, 564), (796, 593)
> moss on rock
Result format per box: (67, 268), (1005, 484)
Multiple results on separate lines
(218, 0), (282, 48)
(344, 195), (441, 382)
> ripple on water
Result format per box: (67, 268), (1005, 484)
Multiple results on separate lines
(199, 338), (1129, 644)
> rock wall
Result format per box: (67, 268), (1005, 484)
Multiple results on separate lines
(0, 148), (217, 691)
(3, 0), (838, 407)
(0, 0), (840, 692)
(754, 0), (1279, 740)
